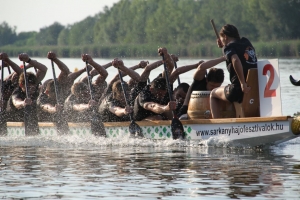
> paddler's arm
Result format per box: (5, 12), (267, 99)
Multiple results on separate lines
(169, 60), (204, 84)
(143, 101), (176, 114)
(75, 65), (93, 84)
(47, 51), (71, 82)
(72, 99), (97, 112)
(139, 60), (164, 82)
(0, 53), (23, 76)
(109, 105), (132, 117)
(158, 47), (174, 79)
(112, 58), (141, 82)
(19, 53), (48, 84)
(195, 56), (226, 80)
(12, 97), (32, 109)
(81, 54), (109, 85)
(231, 54), (250, 93)
(40, 103), (57, 114)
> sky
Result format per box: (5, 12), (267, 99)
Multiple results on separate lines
(0, 0), (120, 34)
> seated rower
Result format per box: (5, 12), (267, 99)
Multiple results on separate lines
(133, 77), (176, 121)
(41, 51), (90, 101)
(177, 66), (225, 118)
(0, 53), (23, 112)
(64, 81), (98, 122)
(99, 58), (141, 122)
(158, 48), (205, 118)
(37, 80), (65, 122)
(79, 54), (112, 102)
(167, 54), (206, 117)
(128, 59), (164, 106)
(6, 53), (48, 122)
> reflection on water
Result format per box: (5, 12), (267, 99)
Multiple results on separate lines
(0, 136), (299, 199)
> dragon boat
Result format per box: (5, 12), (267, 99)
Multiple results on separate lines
(3, 59), (300, 147)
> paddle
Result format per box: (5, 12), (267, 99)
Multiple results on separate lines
(117, 67), (143, 137)
(210, 19), (219, 39)
(289, 75), (300, 86)
(85, 61), (106, 136)
(22, 61), (39, 135)
(173, 60), (180, 85)
(161, 54), (184, 140)
(7, 66), (11, 74)
(0, 61), (7, 135)
(51, 60), (69, 134)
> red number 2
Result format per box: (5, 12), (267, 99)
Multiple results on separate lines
(263, 64), (276, 98)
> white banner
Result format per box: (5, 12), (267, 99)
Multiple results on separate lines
(257, 59), (282, 116)
(189, 121), (289, 140)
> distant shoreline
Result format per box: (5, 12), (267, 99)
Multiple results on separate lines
(1, 40), (299, 59)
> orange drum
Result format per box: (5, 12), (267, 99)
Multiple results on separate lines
(187, 91), (236, 119)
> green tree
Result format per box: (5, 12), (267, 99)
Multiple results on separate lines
(57, 27), (70, 46)
(35, 22), (64, 45)
(14, 31), (37, 46)
(0, 22), (17, 46)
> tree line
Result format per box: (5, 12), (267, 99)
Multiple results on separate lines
(1, 0), (300, 58)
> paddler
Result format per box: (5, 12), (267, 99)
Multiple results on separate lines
(6, 53), (48, 123)
(198, 24), (257, 118)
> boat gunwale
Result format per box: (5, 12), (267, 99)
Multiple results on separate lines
(7, 116), (292, 128)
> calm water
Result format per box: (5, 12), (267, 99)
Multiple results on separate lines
(1, 58), (300, 199)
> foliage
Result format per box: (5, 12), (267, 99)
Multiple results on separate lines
(1, 0), (300, 58)
(0, 22), (17, 46)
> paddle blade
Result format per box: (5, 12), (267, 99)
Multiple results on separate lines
(24, 105), (39, 136)
(0, 110), (7, 136)
(55, 110), (69, 135)
(91, 113), (106, 137)
(289, 75), (300, 86)
(129, 121), (143, 138)
(171, 117), (185, 140)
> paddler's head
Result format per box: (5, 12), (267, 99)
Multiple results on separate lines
(206, 68), (224, 91)
(112, 80), (128, 104)
(219, 24), (240, 46)
(173, 83), (189, 104)
(44, 80), (56, 99)
(71, 82), (89, 100)
(150, 77), (167, 99)
(19, 72), (38, 95)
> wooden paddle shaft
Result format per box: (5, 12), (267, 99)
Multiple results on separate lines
(174, 61), (180, 84)
(85, 61), (95, 100)
(51, 60), (61, 104)
(0, 61), (4, 112)
(22, 61), (30, 98)
(210, 19), (219, 39)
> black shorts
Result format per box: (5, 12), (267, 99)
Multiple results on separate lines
(224, 84), (243, 103)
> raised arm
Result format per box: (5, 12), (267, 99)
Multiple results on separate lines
(18, 53), (48, 83)
(68, 66), (90, 84)
(47, 51), (70, 82)
(112, 58), (141, 82)
(81, 54), (109, 85)
(0, 53), (23, 77)
(140, 60), (164, 82)
(194, 56), (225, 81)
(158, 47), (174, 79)
(169, 60), (204, 84)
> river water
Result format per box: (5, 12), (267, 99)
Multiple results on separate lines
(1, 58), (300, 199)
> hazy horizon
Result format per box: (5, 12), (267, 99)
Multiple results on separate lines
(0, 0), (120, 33)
